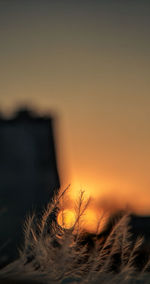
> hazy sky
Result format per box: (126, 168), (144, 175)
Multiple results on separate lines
(0, 0), (150, 214)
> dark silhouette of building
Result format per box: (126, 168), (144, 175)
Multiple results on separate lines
(0, 108), (60, 266)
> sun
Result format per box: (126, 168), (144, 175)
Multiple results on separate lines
(57, 209), (76, 229)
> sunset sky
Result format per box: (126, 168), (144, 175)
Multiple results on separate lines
(0, 0), (150, 215)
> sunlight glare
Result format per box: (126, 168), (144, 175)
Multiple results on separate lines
(80, 209), (100, 233)
(57, 209), (76, 229)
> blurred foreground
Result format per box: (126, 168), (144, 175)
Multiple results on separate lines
(0, 188), (150, 284)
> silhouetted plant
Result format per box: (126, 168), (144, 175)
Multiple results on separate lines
(0, 186), (150, 284)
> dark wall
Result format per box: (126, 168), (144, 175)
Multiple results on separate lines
(0, 108), (60, 267)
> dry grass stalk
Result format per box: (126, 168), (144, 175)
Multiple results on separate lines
(0, 186), (150, 284)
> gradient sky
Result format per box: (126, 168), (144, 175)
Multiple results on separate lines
(0, 0), (150, 214)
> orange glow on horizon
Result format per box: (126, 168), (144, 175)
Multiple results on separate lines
(58, 175), (150, 234)
(57, 184), (109, 233)
(57, 206), (108, 233)
(64, 176), (150, 217)
(79, 208), (107, 233)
